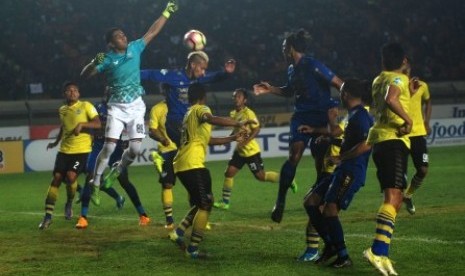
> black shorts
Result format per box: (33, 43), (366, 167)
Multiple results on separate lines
(53, 152), (89, 176)
(372, 140), (409, 191)
(409, 136), (429, 169)
(159, 150), (177, 187)
(228, 151), (264, 174)
(176, 168), (213, 209)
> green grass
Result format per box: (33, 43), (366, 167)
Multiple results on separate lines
(1, 146), (465, 275)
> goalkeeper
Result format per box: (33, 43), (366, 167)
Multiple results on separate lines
(80, 1), (178, 205)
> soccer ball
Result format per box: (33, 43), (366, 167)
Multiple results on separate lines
(183, 30), (207, 51)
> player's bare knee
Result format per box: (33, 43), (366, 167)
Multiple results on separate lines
(254, 171), (266, 181)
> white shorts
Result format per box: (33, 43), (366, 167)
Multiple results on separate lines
(106, 97), (146, 140)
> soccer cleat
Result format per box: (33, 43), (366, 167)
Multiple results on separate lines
(103, 162), (121, 189)
(329, 256), (353, 268)
(213, 200), (230, 210)
(363, 248), (388, 276)
(75, 216), (88, 229)
(270, 202), (285, 223)
(64, 202), (73, 220)
(205, 222), (212, 231)
(403, 197), (416, 215)
(185, 249), (208, 259)
(382, 257), (399, 276)
(315, 245), (337, 265)
(290, 179), (298, 194)
(90, 185), (101, 206)
(38, 217), (52, 230)
(297, 250), (320, 262)
(116, 195), (125, 210)
(139, 215), (151, 226)
(168, 230), (186, 250)
(151, 151), (164, 173)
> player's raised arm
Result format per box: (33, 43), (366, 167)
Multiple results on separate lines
(142, 0), (178, 45)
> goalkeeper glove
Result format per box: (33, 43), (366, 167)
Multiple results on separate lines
(162, 0), (178, 19)
(92, 52), (105, 65)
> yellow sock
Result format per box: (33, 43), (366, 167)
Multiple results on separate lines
(222, 177), (234, 203)
(162, 188), (174, 219)
(45, 185), (59, 216)
(190, 209), (209, 248)
(66, 180), (78, 203)
(265, 171), (279, 183)
(374, 203), (397, 246)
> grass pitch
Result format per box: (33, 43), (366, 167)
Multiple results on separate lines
(1, 146), (464, 275)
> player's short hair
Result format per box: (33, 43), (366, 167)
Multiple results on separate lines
(381, 42), (406, 71)
(187, 51), (209, 64)
(62, 81), (79, 91)
(234, 88), (248, 99)
(341, 78), (372, 105)
(188, 83), (207, 104)
(285, 29), (312, 53)
(104, 27), (122, 44)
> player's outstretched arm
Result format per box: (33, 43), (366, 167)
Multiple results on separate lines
(47, 126), (63, 150)
(143, 0), (178, 45)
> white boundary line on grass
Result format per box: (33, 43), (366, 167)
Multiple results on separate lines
(2, 210), (465, 246)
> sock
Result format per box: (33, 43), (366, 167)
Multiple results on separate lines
(305, 221), (320, 254)
(80, 183), (93, 217)
(66, 180), (78, 204)
(222, 177), (234, 204)
(118, 172), (144, 215)
(306, 205), (331, 245)
(188, 209), (209, 253)
(372, 203), (397, 256)
(176, 206), (198, 237)
(162, 188), (174, 223)
(326, 216), (347, 258)
(277, 160), (297, 203)
(405, 175), (424, 198)
(100, 186), (120, 200)
(265, 171), (279, 183)
(45, 185), (59, 218)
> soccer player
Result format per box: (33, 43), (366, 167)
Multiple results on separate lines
(253, 29), (344, 223)
(302, 79), (374, 268)
(148, 92), (178, 229)
(141, 50), (236, 147)
(296, 99), (343, 262)
(168, 83), (253, 259)
(363, 43), (412, 276)
(402, 58), (432, 214)
(213, 88), (286, 210)
(76, 91), (151, 229)
(39, 81), (101, 229)
(80, 0), (178, 204)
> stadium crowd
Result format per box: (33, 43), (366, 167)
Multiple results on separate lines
(1, 0), (464, 100)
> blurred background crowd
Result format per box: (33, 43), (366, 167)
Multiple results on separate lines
(1, 0), (464, 100)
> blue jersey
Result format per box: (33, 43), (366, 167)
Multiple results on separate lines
(141, 69), (228, 121)
(281, 56), (335, 113)
(340, 104), (374, 170)
(96, 39), (146, 103)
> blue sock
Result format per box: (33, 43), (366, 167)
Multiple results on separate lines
(136, 205), (146, 216)
(101, 187), (119, 200)
(277, 160), (296, 203)
(307, 205), (331, 244)
(326, 216), (348, 258)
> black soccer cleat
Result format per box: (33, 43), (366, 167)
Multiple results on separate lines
(271, 202), (285, 223)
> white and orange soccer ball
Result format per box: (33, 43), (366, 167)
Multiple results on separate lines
(183, 30), (207, 51)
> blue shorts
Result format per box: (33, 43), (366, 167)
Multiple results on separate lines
(289, 111), (328, 145)
(323, 165), (366, 210)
